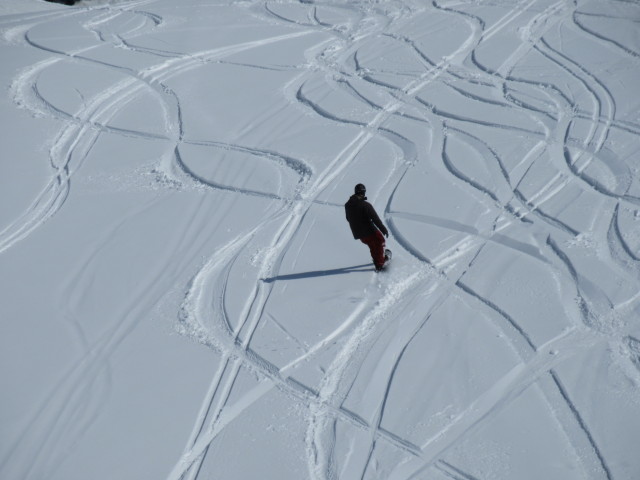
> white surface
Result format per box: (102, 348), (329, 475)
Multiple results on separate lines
(1, 0), (639, 479)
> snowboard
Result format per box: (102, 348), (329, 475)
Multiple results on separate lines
(377, 249), (392, 271)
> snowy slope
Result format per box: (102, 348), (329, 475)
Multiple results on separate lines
(1, 0), (639, 479)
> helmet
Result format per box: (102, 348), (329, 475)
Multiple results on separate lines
(354, 183), (366, 195)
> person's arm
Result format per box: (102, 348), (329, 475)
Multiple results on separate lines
(367, 203), (389, 237)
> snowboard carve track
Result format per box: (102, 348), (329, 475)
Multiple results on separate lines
(0, 5), (315, 255)
(175, 1), (637, 478)
(170, 5), (438, 476)
(3, 1), (640, 480)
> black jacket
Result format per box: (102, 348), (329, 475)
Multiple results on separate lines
(345, 194), (388, 239)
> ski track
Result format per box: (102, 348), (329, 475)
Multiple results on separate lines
(3, 0), (640, 479)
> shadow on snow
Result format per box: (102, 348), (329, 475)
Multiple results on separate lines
(263, 264), (372, 283)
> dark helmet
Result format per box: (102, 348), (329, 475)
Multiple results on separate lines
(354, 183), (366, 195)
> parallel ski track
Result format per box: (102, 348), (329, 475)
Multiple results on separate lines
(382, 2), (637, 478)
(175, 1), (625, 479)
(172, 3), (442, 478)
(3, 1), (639, 479)
(1, 2), (316, 479)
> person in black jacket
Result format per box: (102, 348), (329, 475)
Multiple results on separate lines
(345, 183), (389, 271)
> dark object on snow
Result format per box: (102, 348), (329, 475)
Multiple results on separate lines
(345, 187), (388, 240)
(45, 0), (77, 5)
(379, 249), (392, 271)
(345, 184), (390, 271)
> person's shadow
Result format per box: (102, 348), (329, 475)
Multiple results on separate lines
(263, 263), (372, 283)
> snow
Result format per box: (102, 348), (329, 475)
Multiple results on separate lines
(1, 0), (639, 479)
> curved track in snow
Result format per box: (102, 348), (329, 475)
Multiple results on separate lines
(1, 0), (639, 479)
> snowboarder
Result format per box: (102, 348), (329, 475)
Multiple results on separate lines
(345, 183), (391, 271)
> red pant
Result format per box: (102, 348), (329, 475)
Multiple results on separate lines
(360, 230), (386, 268)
